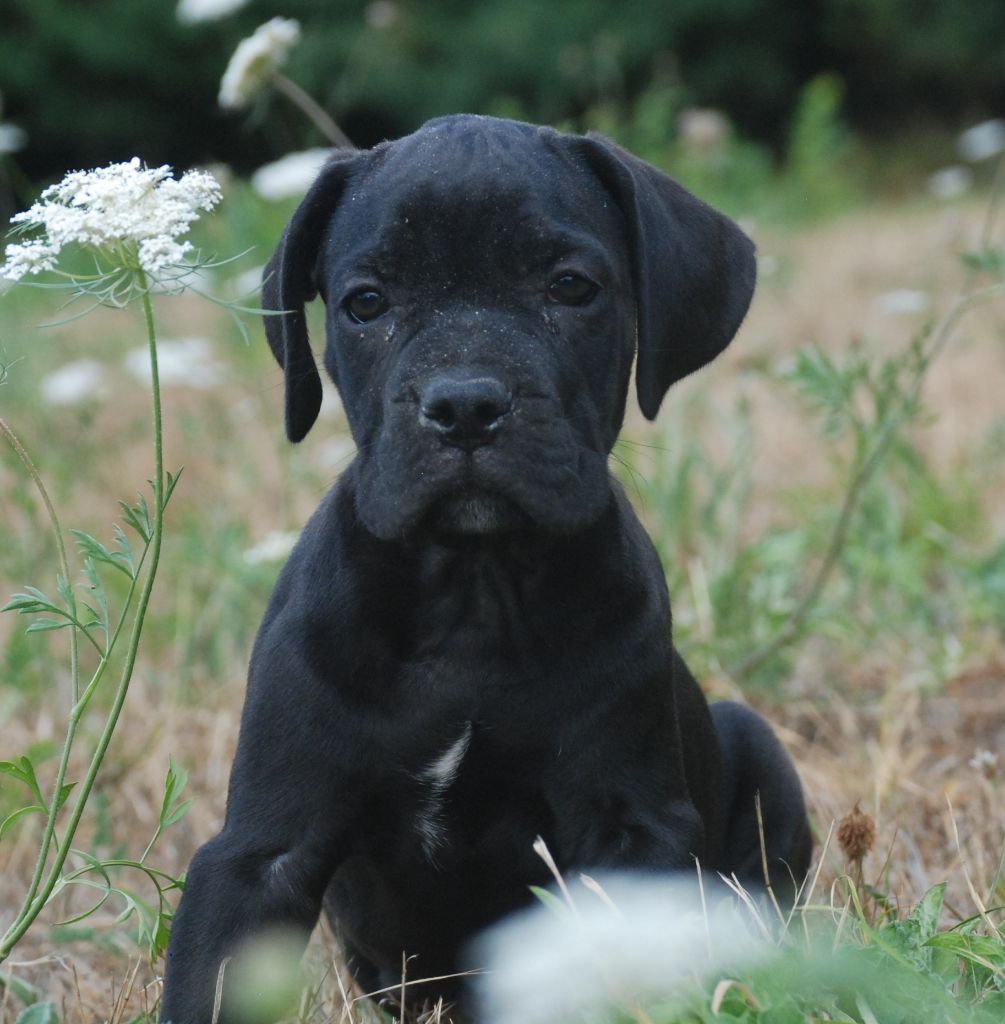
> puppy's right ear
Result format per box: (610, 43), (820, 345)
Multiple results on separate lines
(261, 151), (359, 442)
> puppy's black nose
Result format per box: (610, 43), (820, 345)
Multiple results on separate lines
(419, 375), (513, 450)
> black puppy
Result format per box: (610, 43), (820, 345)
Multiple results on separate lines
(161, 115), (810, 1022)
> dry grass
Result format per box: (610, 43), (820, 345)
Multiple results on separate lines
(1, 196), (1003, 1021)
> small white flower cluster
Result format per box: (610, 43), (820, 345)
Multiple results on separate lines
(928, 119), (1005, 201)
(176, 0), (251, 25)
(969, 747), (999, 777)
(1, 158), (221, 280)
(219, 18), (301, 110)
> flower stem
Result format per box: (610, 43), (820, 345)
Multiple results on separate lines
(0, 275), (166, 959)
(271, 71), (355, 149)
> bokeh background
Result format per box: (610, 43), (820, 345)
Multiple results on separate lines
(1, 2), (1004, 1021)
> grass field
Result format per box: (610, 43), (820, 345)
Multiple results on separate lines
(1, 175), (1003, 1022)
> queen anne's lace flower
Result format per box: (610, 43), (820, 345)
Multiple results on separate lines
(219, 18), (301, 110)
(0, 158), (222, 280)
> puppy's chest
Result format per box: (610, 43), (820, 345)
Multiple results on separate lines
(404, 546), (551, 662)
(396, 720), (553, 870)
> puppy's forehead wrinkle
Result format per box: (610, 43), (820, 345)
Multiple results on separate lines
(329, 130), (622, 285)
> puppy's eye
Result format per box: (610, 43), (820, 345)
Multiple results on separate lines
(547, 273), (598, 307)
(345, 290), (389, 324)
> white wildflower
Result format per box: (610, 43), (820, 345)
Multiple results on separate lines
(365, 1), (401, 30)
(0, 123), (27, 155)
(472, 874), (771, 1024)
(0, 158), (221, 281)
(250, 148), (333, 201)
(876, 289), (930, 315)
(927, 166), (972, 200)
(969, 748), (998, 776)
(1, 238), (59, 278)
(123, 336), (223, 388)
(678, 108), (729, 152)
(219, 18), (301, 110)
(176, 0), (251, 25)
(243, 530), (300, 565)
(40, 359), (108, 406)
(957, 119), (1005, 163)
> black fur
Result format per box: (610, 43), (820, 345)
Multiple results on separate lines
(161, 115), (810, 1023)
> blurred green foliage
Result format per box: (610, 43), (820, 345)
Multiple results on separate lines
(2, 0), (1003, 193)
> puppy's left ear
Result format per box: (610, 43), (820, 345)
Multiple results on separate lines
(570, 134), (756, 420)
(262, 150), (360, 442)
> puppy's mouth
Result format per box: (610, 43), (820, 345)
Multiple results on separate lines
(425, 486), (530, 536)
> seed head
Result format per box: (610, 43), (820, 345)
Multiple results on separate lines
(837, 803), (875, 863)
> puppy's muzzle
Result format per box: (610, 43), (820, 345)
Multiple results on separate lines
(419, 374), (513, 452)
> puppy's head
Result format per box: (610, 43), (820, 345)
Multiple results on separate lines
(263, 115), (755, 541)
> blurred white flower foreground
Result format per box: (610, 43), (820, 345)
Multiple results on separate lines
(0, 158), (221, 280)
(473, 874), (771, 1024)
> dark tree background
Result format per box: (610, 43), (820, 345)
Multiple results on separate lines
(2, 0), (1004, 183)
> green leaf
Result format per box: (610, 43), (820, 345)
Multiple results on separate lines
(119, 495), (152, 543)
(159, 758), (192, 830)
(25, 618), (72, 634)
(112, 523), (136, 576)
(164, 467), (184, 506)
(2, 588), (56, 615)
(80, 559), (110, 634)
(71, 529), (132, 578)
(0, 804), (46, 840)
(0, 970), (41, 1004)
(528, 885), (570, 915)
(54, 781), (75, 814)
(15, 1002), (60, 1024)
(55, 574), (75, 611)
(961, 248), (1005, 277)
(0, 756), (45, 804)
(909, 881), (947, 943)
(879, 882), (947, 973)
(927, 931), (1005, 969)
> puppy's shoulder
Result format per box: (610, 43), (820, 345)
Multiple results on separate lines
(261, 469), (360, 621)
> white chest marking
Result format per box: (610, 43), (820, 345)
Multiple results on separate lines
(415, 722), (473, 863)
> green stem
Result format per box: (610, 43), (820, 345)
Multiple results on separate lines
(0, 274), (166, 959)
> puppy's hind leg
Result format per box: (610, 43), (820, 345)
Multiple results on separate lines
(710, 701), (812, 905)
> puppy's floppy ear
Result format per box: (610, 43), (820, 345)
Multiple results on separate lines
(261, 151), (359, 442)
(570, 133), (756, 420)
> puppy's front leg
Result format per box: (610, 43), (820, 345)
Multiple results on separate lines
(160, 633), (364, 1024)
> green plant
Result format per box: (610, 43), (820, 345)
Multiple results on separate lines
(0, 158), (241, 967)
(619, 183), (1005, 686)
